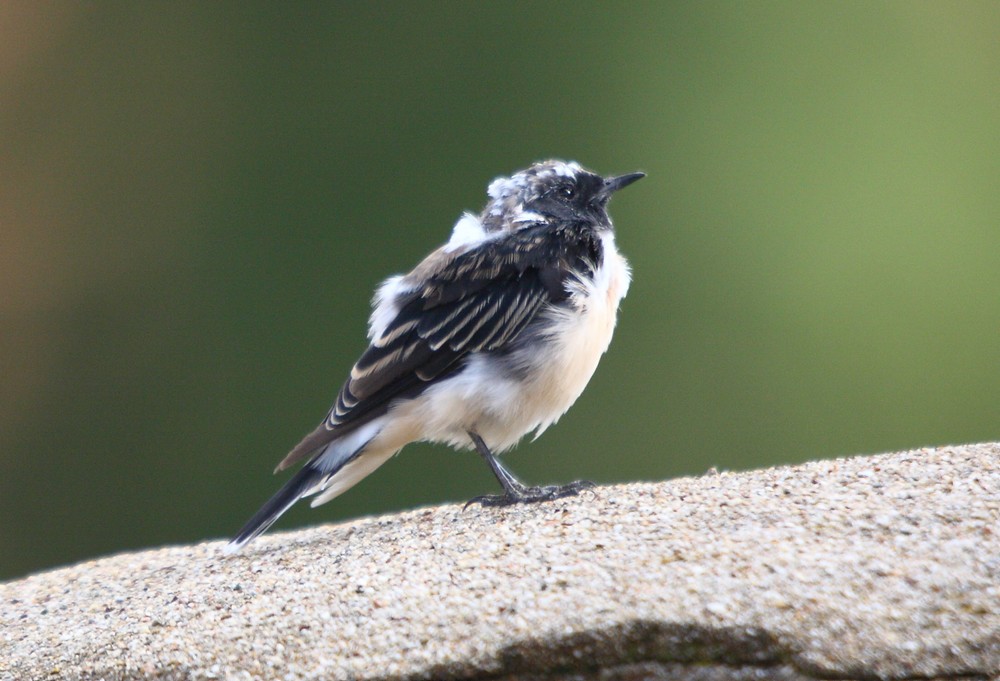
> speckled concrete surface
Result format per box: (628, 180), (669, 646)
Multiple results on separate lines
(2, 443), (999, 681)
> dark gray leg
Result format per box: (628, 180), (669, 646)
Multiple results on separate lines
(465, 431), (595, 508)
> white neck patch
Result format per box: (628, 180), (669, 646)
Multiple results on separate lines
(444, 212), (488, 252)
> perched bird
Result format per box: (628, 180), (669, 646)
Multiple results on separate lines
(228, 160), (643, 551)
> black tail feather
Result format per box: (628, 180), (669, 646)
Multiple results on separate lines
(226, 464), (324, 552)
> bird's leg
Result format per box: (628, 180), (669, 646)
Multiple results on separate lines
(464, 431), (595, 508)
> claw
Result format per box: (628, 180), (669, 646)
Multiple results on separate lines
(464, 480), (596, 510)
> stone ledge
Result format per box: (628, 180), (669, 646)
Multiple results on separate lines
(2, 443), (998, 680)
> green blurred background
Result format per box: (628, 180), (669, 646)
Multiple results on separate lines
(2, 2), (998, 581)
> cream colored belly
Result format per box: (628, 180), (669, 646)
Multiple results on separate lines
(511, 247), (629, 439)
(380, 235), (630, 453)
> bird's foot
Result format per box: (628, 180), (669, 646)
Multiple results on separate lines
(465, 480), (596, 509)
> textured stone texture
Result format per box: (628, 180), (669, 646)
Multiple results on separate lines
(2, 442), (999, 680)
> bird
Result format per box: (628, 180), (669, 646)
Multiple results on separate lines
(227, 160), (643, 551)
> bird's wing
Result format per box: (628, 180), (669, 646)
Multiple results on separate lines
(276, 223), (602, 471)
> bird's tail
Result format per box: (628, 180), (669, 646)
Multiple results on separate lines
(224, 420), (393, 553)
(224, 464), (325, 553)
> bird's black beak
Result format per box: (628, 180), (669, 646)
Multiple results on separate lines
(601, 172), (645, 197)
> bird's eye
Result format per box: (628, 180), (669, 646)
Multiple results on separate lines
(558, 184), (576, 200)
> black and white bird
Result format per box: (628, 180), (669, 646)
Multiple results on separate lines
(228, 160), (643, 551)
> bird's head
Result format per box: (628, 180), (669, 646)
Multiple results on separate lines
(481, 160), (644, 233)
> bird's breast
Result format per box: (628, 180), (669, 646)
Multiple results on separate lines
(510, 233), (631, 436)
(381, 233), (631, 453)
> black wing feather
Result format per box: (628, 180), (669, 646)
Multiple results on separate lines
(276, 223), (602, 470)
